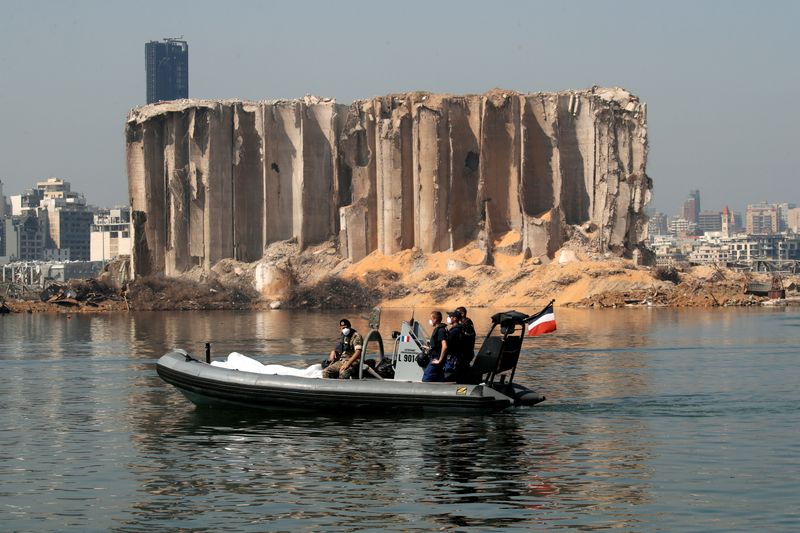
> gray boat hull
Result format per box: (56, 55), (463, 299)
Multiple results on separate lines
(156, 351), (544, 414)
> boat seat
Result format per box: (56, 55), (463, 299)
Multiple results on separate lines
(470, 337), (504, 376)
(468, 335), (523, 382)
(494, 335), (522, 374)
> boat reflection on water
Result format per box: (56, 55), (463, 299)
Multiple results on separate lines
(121, 398), (654, 530)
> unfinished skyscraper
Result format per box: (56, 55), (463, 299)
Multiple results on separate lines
(145, 38), (188, 104)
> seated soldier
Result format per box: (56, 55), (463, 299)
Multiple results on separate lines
(323, 319), (364, 379)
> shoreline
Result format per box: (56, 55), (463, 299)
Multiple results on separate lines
(3, 289), (797, 315)
(4, 247), (797, 315)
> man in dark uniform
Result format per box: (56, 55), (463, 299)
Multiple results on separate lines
(323, 318), (364, 379)
(456, 306), (476, 365)
(444, 310), (470, 383)
(422, 311), (448, 382)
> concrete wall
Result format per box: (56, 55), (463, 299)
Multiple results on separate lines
(126, 88), (651, 276)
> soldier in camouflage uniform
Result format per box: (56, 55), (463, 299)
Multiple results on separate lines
(323, 318), (364, 379)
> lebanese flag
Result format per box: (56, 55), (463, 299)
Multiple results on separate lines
(526, 301), (556, 336)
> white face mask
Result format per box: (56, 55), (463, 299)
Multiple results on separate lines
(428, 319), (434, 326)
(446, 317), (452, 325)
(341, 327), (351, 336)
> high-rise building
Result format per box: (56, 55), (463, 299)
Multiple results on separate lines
(746, 202), (779, 235)
(145, 38), (188, 104)
(41, 196), (93, 261)
(28, 178), (93, 260)
(2, 212), (49, 261)
(787, 207), (800, 233)
(682, 190), (701, 223)
(777, 202), (797, 231)
(647, 211), (668, 236)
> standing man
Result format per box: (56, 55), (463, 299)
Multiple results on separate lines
(444, 310), (469, 383)
(456, 306), (476, 365)
(422, 311), (448, 382)
(323, 319), (363, 379)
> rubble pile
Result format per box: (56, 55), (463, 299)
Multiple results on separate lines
(39, 279), (123, 308)
(569, 267), (800, 308)
(3, 251), (799, 313)
(285, 277), (379, 309)
(124, 275), (256, 311)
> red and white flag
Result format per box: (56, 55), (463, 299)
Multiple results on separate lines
(526, 301), (556, 336)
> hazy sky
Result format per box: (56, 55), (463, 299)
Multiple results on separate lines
(0, 0), (797, 216)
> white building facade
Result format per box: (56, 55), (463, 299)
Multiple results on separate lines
(90, 207), (132, 262)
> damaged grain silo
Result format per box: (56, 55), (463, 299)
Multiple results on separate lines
(125, 87), (651, 277)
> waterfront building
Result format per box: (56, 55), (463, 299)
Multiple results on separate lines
(90, 207), (132, 262)
(36, 179), (94, 261)
(715, 235), (758, 262)
(0, 260), (102, 286)
(746, 202), (779, 235)
(5, 178), (95, 262)
(41, 199), (93, 261)
(1, 212), (49, 263)
(37, 179), (91, 259)
(688, 241), (730, 265)
(146, 38), (189, 104)
(685, 232), (800, 265)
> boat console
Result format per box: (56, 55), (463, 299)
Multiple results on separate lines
(357, 309), (544, 404)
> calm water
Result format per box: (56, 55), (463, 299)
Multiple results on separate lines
(1, 307), (798, 532)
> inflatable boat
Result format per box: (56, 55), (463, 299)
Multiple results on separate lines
(156, 310), (546, 414)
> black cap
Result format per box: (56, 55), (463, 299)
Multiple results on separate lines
(448, 310), (462, 320)
(339, 318), (351, 328)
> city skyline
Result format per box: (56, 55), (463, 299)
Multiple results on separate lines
(0, 1), (797, 212)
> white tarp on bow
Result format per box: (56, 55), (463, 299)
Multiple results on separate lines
(211, 352), (323, 378)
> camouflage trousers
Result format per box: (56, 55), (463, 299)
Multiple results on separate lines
(323, 359), (357, 379)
